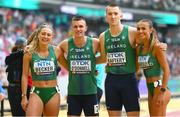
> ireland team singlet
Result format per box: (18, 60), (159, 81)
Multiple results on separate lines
(67, 37), (97, 95)
(30, 45), (57, 81)
(138, 46), (161, 77)
(104, 25), (136, 74)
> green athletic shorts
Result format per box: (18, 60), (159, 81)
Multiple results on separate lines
(30, 86), (60, 104)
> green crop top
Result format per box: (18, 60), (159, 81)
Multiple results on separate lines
(30, 45), (57, 81)
(138, 47), (161, 78)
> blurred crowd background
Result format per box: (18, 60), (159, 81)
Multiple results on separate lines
(0, 0), (180, 98)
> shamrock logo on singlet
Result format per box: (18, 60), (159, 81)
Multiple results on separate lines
(36, 90), (40, 94)
(122, 36), (125, 40)
(86, 47), (89, 50)
(106, 38), (110, 42)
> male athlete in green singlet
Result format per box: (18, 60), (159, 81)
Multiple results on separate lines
(58, 16), (100, 116)
(96, 3), (140, 117)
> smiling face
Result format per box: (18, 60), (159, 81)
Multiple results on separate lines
(137, 21), (153, 42)
(71, 19), (87, 39)
(106, 6), (122, 26)
(38, 27), (53, 45)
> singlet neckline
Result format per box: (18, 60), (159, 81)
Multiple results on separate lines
(109, 25), (124, 37)
(72, 36), (88, 49)
(139, 36), (154, 55)
(139, 45), (150, 55)
(37, 45), (51, 59)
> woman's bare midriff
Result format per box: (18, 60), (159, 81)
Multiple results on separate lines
(32, 80), (57, 87)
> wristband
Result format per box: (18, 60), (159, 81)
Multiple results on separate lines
(21, 94), (27, 97)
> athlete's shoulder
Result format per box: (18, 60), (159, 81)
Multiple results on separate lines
(24, 52), (32, 60)
(127, 25), (137, 47)
(100, 28), (109, 36)
(57, 38), (69, 52)
(91, 37), (99, 47)
(59, 38), (68, 46)
(91, 37), (99, 42)
(99, 31), (106, 39)
(128, 25), (137, 33)
(153, 41), (163, 53)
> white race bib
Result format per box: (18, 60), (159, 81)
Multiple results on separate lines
(138, 56), (153, 69)
(34, 60), (55, 75)
(107, 52), (126, 66)
(70, 60), (91, 74)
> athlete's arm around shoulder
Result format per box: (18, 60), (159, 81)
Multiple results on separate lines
(92, 37), (100, 54)
(128, 26), (137, 48)
(57, 39), (69, 71)
(96, 32), (106, 64)
(153, 43), (170, 89)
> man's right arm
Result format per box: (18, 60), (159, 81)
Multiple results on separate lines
(96, 32), (107, 64)
(57, 40), (69, 71)
(128, 26), (137, 48)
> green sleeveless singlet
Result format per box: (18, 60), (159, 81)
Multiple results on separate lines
(104, 25), (136, 74)
(30, 45), (57, 81)
(67, 37), (97, 95)
(138, 47), (161, 78)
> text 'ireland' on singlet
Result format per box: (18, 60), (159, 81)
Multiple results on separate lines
(67, 37), (97, 95)
(104, 25), (136, 74)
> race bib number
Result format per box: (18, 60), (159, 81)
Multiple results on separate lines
(34, 60), (55, 75)
(70, 60), (91, 74)
(138, 56), (153, 69)
(107, 52), (126, 66)
(94, 104), (99, 114)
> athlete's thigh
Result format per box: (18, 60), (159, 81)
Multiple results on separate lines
(122, 78), (140, 112)
(83, 94), (99, 116)
(26, 93), (43, 116)
(105, 74), (122, 110)
(67, 95), (82, 116)
(147, 93), (153, 115)
(164, 89), (171, 105)
(97, 87), (103, 103)
(153, 87), (171, 107)
(44, 93), (60, 116)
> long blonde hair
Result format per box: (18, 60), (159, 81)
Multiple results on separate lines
(28, 23), (54, 54)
